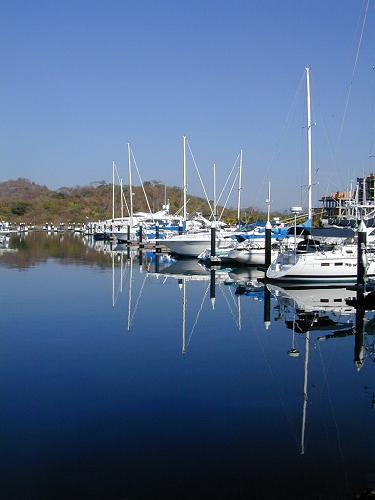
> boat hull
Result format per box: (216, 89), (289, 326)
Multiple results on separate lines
(266, 247), (375, 284)
(162, 237), (233, 257)
(227, 248), (278, 266)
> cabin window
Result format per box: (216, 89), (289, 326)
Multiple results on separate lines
(320, 298), (329, 302)
(334, 262), (343, 266)
(321, 263), (329, 266)
(334, 299), (342, 302)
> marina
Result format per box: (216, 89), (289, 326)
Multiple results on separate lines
(2, 1), (375, 498)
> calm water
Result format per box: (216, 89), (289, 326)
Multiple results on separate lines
(1, 233), (375, 499)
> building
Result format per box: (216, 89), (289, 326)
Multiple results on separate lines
(356, 173), (375, 205)
(320, 173), (375, 223)
(320, 191), (354, 220)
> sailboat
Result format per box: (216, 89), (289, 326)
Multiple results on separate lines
(160, 140), (244, 257)
(267, 238), (375, 284)
(265, 67), (375, 283)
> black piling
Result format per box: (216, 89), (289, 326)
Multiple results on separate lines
(155, 254), (160, 274)
(178, 223), (183, 235)
(263, 286), (271, 330)
(357, 219), (367, 288)
(210, 268), (216, 307)
(265, 220), (272, 269)
(354, 289), (365, 371)
(139, 223), (144, 249)
(211, 225), (216, 258)
(155, 221), (162, 253)
(127, 224), (131, 244)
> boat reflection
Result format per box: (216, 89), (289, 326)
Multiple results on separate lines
(103, 243), (270, 349)
(0, 235), (17, 254)
(147, 259), (239, 352)
(268, 285), (375, 358)
(267, 284), (375, 457)
(228, 266), (265, 284)
(268, 284), (357, 332)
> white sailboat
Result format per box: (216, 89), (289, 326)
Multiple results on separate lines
(266, 240), (375, 284)
(265, 67), (373, 284)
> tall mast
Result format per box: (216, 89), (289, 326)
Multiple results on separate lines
(237, 294), (241, 331)
(301, 331), (310, 455)
(306, 67), (312, 221)
(266, 181), (271, 223)
(237, 149), (243, 226)
(127, 143), (133, 227)
(363, 176), (367, 206)
(183, 136), (187, 222)
(213, 162), (216, 220)
(112, 160), (115, 221)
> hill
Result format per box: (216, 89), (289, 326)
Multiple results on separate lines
(0, 178), (266, 224)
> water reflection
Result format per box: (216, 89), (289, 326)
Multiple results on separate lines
(108, 253), (246, 353)
(269, 285), (357, 331)
(97, 239), (375, 374)
(268, 282), (375, 469)
(3, 234), (375, 498)
(0, 232), (113, 269)
(268, 284), (375, 369)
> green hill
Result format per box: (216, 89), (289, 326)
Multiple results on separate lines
(0, 178), (267, 224)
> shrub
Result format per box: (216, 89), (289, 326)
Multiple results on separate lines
(11, 201), (30, 216)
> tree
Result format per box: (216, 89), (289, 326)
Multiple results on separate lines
(11, 201), (30, 216)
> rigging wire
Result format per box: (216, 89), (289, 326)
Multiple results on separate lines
(218, 284), (239, 329)
(186, 140), (215, 219)
(114, 162), (130, 217)
(113, 255), (128, 305)
(130, 273), (148, 326)
(228, 286), (239, 311)
(219, 170), (239, 220)
(216, 152), (240, 206)
(254, 324), (299, 449)
(337, 0), (370, 150)
(313, 82), (341, 219)
(186, 283), (210, 348)
(130, 146), (155, 222)
(317, 341), (349, 489)
(173, 199), (191, 217)
(368, 66), (375, 164)
(259, 69), (306, 206)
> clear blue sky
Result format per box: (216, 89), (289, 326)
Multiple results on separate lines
(0, 0), (374, 210)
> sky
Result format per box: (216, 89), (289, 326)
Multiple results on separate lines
(0, 0), (374, 210)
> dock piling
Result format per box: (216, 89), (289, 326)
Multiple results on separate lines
(265, 220), (272, 269)
(357, 219), (367, 288)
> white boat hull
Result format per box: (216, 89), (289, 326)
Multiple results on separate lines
(266, 246), (375, 283)
(161, 236), (233, 257)
(227, 247), (278, 266)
